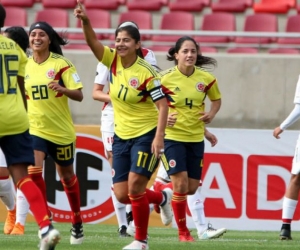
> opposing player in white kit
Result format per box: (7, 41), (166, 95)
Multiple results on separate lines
(152, 128), (227, 240)
(273, 75), (300, 240)
(92, 38), (158, 237)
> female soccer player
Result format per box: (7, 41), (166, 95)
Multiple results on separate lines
(159, 36), (222, 242)
(92, 44), (158, 237)
(0, 5), (60, 250)
(25, 21), (84, 245)
(75, 2), (172, 249)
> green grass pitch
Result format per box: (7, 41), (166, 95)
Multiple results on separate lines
(1, 223), (300, 250)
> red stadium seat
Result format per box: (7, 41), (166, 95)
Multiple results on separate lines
(150, 45), (217, 53)
(63, 44), (91, 50)
(277, 15), (300, 45)
(226, 47), (258, 53)
(69, 9), (111, 41)
(268, 48), (299, 54)
(4, 7), (27, 27)
(169, 0), (210, 12)
(84, 0), (124, 10)
(151, 12), (194, 44)
(34, 8), (69, 28)
(194, 12), (236, 44)
(126, 0), (168, 11)
(235, 14), (278, 44)
(41, 0), (77, 8)
(211, 0), (253, 13)
(254, 0), (295, 14)
(118, 11), (152, 40)
(1, 0), (35, 7)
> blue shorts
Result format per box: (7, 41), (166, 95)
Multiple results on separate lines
(112, 128), (159, 184)
(161, 139), (204, 180)
(0, 130), (34, 167)
(31, 135), (75, 166)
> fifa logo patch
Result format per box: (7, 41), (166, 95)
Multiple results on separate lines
(129, 77), (139, 88)
(195, 82), (205, 92)
(46, 69), (55, 79)
(169, 159), (176, 168)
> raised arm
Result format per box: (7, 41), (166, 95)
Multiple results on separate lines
(74, 0), (104, 62)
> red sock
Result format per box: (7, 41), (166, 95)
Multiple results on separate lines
(17, 176), (50, 229)
(145, 188), (163, 204)
(28, 166), (49, 214)
(61, 175), (82, 224)
(163, 182), (173, 190)
(172, 192), (188, 234)
(129, 192), (149, 241)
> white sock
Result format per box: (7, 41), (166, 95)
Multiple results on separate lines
(187, 187), (206, 233)
(15, 189), (29, 225)
(111, 189), (127, 227)
(282, 197), (298, 221)
(0, 177), (15, 210)
(126, 204), (132, 214)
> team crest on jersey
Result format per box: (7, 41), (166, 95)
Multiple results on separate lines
(195, 82), (205, 92)
(169, 159), (176, 168)
(129, 77), (139, 88)
(46, 69), (55, 79)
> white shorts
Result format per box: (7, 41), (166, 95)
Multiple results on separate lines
(0, 148), (7, 167)
(292, 134), (300, 174)
(101, 108), (114, 152)
(156, 162), (170, 182)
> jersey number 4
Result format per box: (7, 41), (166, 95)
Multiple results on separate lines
(0, 55), (18, 94)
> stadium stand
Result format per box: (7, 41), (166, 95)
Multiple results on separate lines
(84, 0), (124, 10)
(277, 14), (300, 45)
(68, 9), (111, 41)
(253, 0), (296, 14)
(235, 14), (278, 45)
(41, 0), (77, 8)
(226, 47), (259, 53)
(0, 0), (35, 7)
(211, 0), (253, 13)
(168, 0), (210, 12)
(268, 48), (299, 54)
(126, 0), (168, 11)
(194, 12), (236, 44)
(151, 11), (194, 44)
(34, 8), (69, 27)
(4, 7), (27, 26)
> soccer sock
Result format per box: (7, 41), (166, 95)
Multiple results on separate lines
(172, 192), (189, 234)
(187, 187), (206, 233)
(145, 188), (163, 204)
(282, 196), (298, 227)
(15, 188), (29, 225)
(129, 192), (149, 242)
(17, 176), (50, 229)
(61, 175), (82, 224)
(28, 166), (49, 214)
(111, 188), (128, 227)
(0, 176), (15, 210)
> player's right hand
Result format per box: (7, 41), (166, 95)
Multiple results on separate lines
(74, 0), (87, 21)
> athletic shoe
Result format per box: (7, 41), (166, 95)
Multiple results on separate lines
(280, 228), (292, 240)
(10, 223), (25, 235)
(179, 231), (195, 242)
(118, 225), (129, 237)
(126, 221), (135, 237)
(126, 211), (133, 225)
(122, 240), (149, 250)
(70, 223), (84, 245)
(4, 208), (16, 234)
(198, 223), (227, 240)
(39, 225), (60, 250)
(160, 188), (173, 226)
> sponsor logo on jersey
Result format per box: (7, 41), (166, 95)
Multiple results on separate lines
(195, 82), (205, 92)
(46, 69), (55, 79)
(129, 77), (139, 88)
(174, 87), (181, 92)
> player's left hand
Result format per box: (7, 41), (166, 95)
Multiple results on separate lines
(152, 136), (164, 159)
(199, 112), (214, 124)
(48, 82), (65, 93)
(273, 126), (283, 139)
